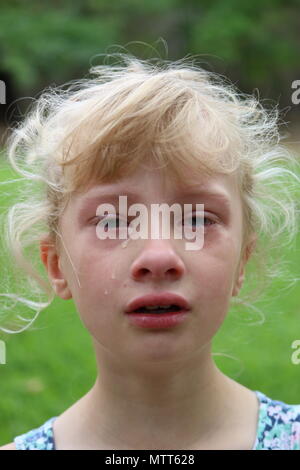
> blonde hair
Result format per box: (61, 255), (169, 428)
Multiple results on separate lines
(0, 52), (299, 333)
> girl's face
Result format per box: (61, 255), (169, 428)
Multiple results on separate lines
(41, 164), (255, 364)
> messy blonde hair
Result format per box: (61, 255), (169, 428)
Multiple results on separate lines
(0, 51), (299, 334)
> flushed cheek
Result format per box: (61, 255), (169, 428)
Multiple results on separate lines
(192, 247), (238, 311)
(188, 268), (235, 347)
(69, 240), (120, 286)
(70, 271), (120, 340)
(208, 265), (235, 296)
(62, 244), (121, 317)
(193, 269), (233, 317)
(75, 262), (121, 304)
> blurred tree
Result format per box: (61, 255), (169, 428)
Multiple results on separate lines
(186, 0), (300, 104)
(0, 0), (299, 122)
(0, 0), (122, 93)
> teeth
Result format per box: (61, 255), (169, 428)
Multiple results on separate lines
(144, 304), (171, 310)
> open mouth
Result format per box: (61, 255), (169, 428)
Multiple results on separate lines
(125, 293), (191, 318)
(125, 295), (190, 328)
(132, 305), (183, 314)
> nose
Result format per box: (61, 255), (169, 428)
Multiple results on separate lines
(130, 239), (186, 282)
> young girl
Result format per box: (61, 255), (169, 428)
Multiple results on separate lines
(0, 51), (300, 450)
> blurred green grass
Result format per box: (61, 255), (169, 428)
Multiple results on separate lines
(0, 154), (299, 445)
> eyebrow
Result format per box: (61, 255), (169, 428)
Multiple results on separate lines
(77, 186), (232, 213)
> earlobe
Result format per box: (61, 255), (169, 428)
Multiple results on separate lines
(39, 236), (73, 300)
(244, 233), (257, 265)
(232, 233), (257, 297)
(51, 279), (73, 300)
(232, 270), (245, 297)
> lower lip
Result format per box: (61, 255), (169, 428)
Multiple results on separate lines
(125, 310), (190, 329)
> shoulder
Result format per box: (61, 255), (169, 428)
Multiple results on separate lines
(255, 390), (300, 450)
(0, 442), (17, 450)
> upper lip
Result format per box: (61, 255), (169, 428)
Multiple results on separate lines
(125, 292), (191, 313)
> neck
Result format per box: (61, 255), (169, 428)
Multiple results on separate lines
(77, 344), (241, 449)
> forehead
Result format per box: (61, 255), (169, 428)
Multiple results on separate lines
(69, 166), (240, 212)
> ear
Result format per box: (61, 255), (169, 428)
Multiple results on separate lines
(40, 235), (72, 300)
(232, 233), (257, 297)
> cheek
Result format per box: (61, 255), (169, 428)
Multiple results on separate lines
(188, 252), (238, 346)
(62, 239), (115, 297)
(192, 236), (240, 305)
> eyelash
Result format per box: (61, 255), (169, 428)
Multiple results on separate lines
(91, 214), (217, 228)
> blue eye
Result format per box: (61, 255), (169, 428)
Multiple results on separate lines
(92, 213), (216, 232)
(93, 215), (128, 231)
(183, 214), (215, 228)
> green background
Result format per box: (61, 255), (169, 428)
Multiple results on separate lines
(0, 0), (299, 446)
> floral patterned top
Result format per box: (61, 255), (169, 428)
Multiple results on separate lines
(13, 390), (300, 450)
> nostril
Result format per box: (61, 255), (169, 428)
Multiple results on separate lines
(135, 268), (150, 276)
(168, 268), (178, 276)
